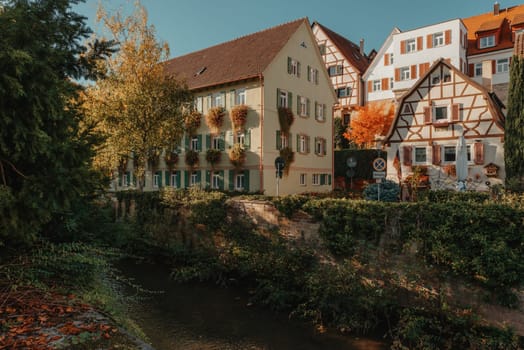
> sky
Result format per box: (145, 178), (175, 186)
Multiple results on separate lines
(75, 0), (524, 59)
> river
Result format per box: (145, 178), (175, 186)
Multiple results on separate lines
(118, 261), (388, 350)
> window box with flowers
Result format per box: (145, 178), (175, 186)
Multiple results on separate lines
(278, 107), (294, 135)
(443, 164), (456, 176)
(206, 149), (222, 168)
(206, 106), (226, 133)
(229, 143), (246, 168)
(279, 146), (294, 176)
(231, 104), (248, 131)
(164, 151), (179, 169)
(185, 111), (202, 136)
(185, 149), (199, 168)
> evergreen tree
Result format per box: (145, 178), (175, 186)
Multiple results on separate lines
(0, 0), (109, 245)
(504, 37), (524, 192)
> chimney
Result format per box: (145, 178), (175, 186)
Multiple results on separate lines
(494, 2), (500, 15)
(359, 38), (364, 56)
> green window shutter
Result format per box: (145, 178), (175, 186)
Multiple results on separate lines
(306, 98), (310, 117)
(323, 139), (327, 155)
(184, 171), (189, 188)
(307, 65), (311, 81)
(206, 134), (211, 150)
(315, 69), (319, 84)
(157, 171), (163, 187)
(320, 174), (326, 185)
(276, 130), (282, 150)
(244, 170), (250, 192)
(229, 170), (235, 191)
(219, 132), (225, 151)
(287, 57), (292, 74)
(197, 134), (202, 151)
(185, 135), (190, 151)
(307, 136), (311, 153)
(118, 173), (122, 187)
(322, 104), (326, 119)
(196, 170), (202, 185)
(296, 134), (300, 151)
(328, 174), (332, 186)
(288, 92), (293, 110)
(206, 170), (211, 189)
(207, 94), (212, 108)
(296, 95), (301, 114)
(132, 174), (137, 187)
(230, 89), (235, 107)
(165, 171), (170, 186)
(288, 133), (292, 150)
(219, 170), (225, 190)
(245, 129), (251, 149)
(297, 61), (301, 78)
(126, 172), (131, 186)
(276, 88), (281, 108)
(314, 101), (318, 118)
(221, 92), (226, 108)
(176, 171), (181, 188)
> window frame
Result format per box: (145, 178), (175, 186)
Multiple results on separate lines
(235, 88), (246, 105)
(278, 89), (289, 108)
(433, 32), (444, 47)
(235, 173), (245, 191)
(328, 65), (343, 76)
(479, 35), (495, 49)
(434, 105), (449, 122)
(211, 172), (220, 189)
(400, 66), (410, 81)
(299, 173), (307, 186)
(190, 136), (199, 151)
(170, 173), (178, 188)
(190, 172), (199, 186)
(299, 96), (307, 116)
(474, 62), (483, 76)
(312, 174), (320, 186)
(212, 93), (224, 108)
(496, 58), (509, 73)
(235, 131), (245, 146)
(414, 147), (427, 164)
(373, 80), (381, 92)
(406, 38), (416, 53)
(315, 103), (326, 122)
(443, 145), (456, 163)
(290, 58), (300, 77)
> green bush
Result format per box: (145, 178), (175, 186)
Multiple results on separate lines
(363, 180), (400, 202)
(272, 194), (310, 218)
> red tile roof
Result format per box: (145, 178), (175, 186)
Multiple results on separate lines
(463, 4), (524, 55)
(163, 18), (307, 90)
(312, 22), (370, 74)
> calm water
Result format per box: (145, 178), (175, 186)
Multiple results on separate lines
(118, 261), (388, 350)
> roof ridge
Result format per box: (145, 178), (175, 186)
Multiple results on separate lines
(166, 17), (307, 62)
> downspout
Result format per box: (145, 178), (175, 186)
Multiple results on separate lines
(259, 73), (264, 192)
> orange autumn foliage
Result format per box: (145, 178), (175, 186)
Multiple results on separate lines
(343, 102), (395, 148)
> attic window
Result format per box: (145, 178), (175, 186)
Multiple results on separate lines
(478, 35), (495, 49)
(194, 67), (207, 76)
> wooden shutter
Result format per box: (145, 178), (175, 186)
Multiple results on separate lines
(276, 88), (281, 107)
(228, 170), (234, 191)
(474, 142), (485, 165)
(296, 134), (300, 152)
(460, 29), (463, 46)
(184, 171), (189, 189)
(288, 92), (293, 110)
(297, 61), (301, 78)
(221, 92), (226, 108)
(184, 135), (190, 151)
(206, 134), (211, 150)
(197, 134), (202, 151)
(424, 106), (432, 124)
(384, 53), (390, 66)
(245, 129), (251, 150)
(402, 146), (412, 166)
(314, 69), (319, 84)
(445, 30), (452, 45)
(417, 36), (423, 51)
(219, 170), (224, 191)
(419, 63), (429, 76)
(451, 104), (460, 121)
(165, 171), (170, 187)
(306, 136), (310, 153)
(306, 98), (310, 116)
(400, 40), (406, 54)
(382, 78), (389, 90)
(307, 65), (311, 81)
(368, 80), (373, 92)
(427, 34), (433, 49)
(296, 95), (301, 115)
(230, 89), (235, 107)
(411, 65), (417, 79)
(395, 68), (401, 81)
(287, 57), (292, 74)
(323, 138), (327, 155)
(205, 170), (210, 188)
(492, 60), (496, 74)
(244, 170), (250, 192)
(432, 144), (441, 165)
(468, 63), (474, 77)
(219, 132), (225, 151)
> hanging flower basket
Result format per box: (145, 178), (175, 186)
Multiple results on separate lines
(185, 111), (202, 136)
(279, 146), (294, 175)
(206, 149), (222, 167)
(185, 150), (199, 167)
(206, 106), (226, 132)
(165, 151), (179, 169)
(278, 107), (294, 135)
(443, 164), (456, 177)
(230, 105), (248, 131)
(229, 143), (246, 168)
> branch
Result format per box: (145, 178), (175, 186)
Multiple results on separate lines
(0, 158), (28, 184)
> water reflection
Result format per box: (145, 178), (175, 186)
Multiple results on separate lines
(119, 261), (387, 350)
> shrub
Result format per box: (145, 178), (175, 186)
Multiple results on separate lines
(185, 150), (199, 167)
(363, 180), (400, 202)
(205, 149), (221, 167)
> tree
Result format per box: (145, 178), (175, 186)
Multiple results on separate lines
(83, 1), (193, 189)
(0, 0), (109, 245)
(343, 102), (394, 148)
(334, 117), (351, 149)
(504, 34), (524, 192)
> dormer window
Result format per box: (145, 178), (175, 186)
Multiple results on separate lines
(479, 35), (495, 49)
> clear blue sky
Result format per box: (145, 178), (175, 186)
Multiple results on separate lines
(75, 0), (524, 58)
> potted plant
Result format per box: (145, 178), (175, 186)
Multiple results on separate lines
(206, 106), (226, 132)
(443, 164), (456, 176)
(206, 149), (221, 167)
(230, 104), (248, 131)
(278, 107), (294, 135)
(165, 151), (179, 169)
(185, 149), (199, 167)
(279, 146), (294, 175)
(228, 143), (246, 168)
(185, 111), (202, 136)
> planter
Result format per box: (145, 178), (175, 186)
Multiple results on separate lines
(185, 150), (199, 167)
(185, 111), (202, 136)
(278, 107), (294, 135)
(229, 144), (246, 168)
(165, 152), (179, 169)
(206, 106), (226, 132)
(206, 149), (222, 167)
(230, 105), (248, 131)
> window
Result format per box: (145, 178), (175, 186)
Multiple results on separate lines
(400, 66), (410, 81)
(277, 132), (289, 149)
(235, 174), (245, 190)
(211, 172), (220, 189)
(299, 173), (306, 186)
(414, 147), (427, 164)
(235, 131), (245, 145)
(191, 136), (199, 151)
(195, 96), (203, 113)
(315, 137), (326, 155)
(278, 89), (289, 107)
(443, 146), (456, 162)
(328, 65), (343, 76)
(433, 32), (444, 47)
(170, 173), (178, 188)
(343, 113), (351, 125)
(312, 174), (320, 185)
(288, 57), (300, 77)
(432, 75), (441, 84)
(496, 58), (509, 73)
(389, 53), (394, 64)
(315, 103), (326, 121)
(434, 106), (448, 121)
(474, 62), (482, 76)
(406, 38), (416, 53)
(236, 89), (246, 105)
(298, 134), (308, 153)
(211, 134), (221, 149)
(443, 74), (451, 82)
(336, 87), (352, 98)
(318, 44), (326, 55)
(299, 96), (307, 116)
(308, 66), (319, 84)
(190, 171), (199, 186)
(373, 80), (381, 92)
(390, 77), (394, 89)
(122, 173), (128, 187)
(153, 173), (160, 188)
(479, 35), (495, 49)
(212, 92), (224, 107)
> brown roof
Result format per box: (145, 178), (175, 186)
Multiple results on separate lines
(163, 18), (307, 90)
(312, 22), (370, 74)
(463, 4), (524, 55)
(512, 13), (524, 26)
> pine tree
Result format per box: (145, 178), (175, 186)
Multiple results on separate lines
(0, 0), (109, 244)
(504, 34), (524, 192)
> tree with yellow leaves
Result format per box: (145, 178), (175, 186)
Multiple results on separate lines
(343, 102), (395, 148)
(82, 1), (192, 189)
